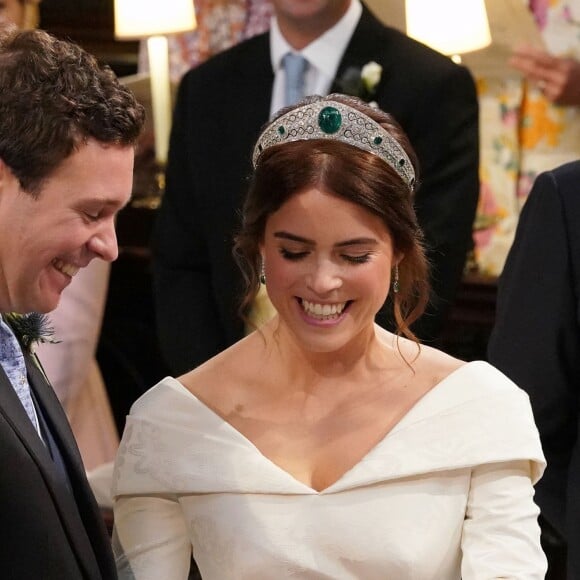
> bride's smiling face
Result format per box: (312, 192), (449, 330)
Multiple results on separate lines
(261, 186), (397, 353)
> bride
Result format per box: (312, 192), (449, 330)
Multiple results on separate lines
(113, 94), (546, 578)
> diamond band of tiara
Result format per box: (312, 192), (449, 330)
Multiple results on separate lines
(252, 100), (415, 189)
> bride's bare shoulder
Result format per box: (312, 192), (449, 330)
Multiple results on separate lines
(177, 331), (265, 408)
(415, 342), (465, 381)
(375, 325), (465, 383)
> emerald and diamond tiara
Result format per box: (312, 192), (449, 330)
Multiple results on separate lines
(252, 99), (415, 190)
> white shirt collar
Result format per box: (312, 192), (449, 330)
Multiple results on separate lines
(270, 0), (362, 79)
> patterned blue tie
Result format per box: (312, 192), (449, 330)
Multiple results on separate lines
(0, 318), (41, 435)
(283, 52), (309, 106)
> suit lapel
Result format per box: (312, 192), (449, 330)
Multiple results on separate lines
(332, 6), (391, 96)
(25, 354), (84, 472)
(23, 355), (105, 580)
(237, 33), (274, 152)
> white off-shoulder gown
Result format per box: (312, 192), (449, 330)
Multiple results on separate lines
(112, 361), (547, 579)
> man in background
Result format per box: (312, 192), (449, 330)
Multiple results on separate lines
(0, 27), (144, 578)
(153, 0), (480, 373)
(488, 161), (580, 580)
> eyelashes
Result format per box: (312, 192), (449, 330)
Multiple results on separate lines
(83, 212), (101, 222)
(279, 248), (308, 261)
(343, 254), (371, 264)
(279, 248), (371, 264)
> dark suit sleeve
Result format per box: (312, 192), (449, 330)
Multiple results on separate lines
(151, 76), (226, 374)
(408, 64), (479, 341)
(488, 169), (580, 535)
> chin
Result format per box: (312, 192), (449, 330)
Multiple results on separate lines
(25, 294), (61, 315)
(294, 331), (352, 354)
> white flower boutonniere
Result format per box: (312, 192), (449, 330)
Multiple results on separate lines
(336, 61), (383, 102)
(361, 61), (382, 93)
(4, 312), (59, 355)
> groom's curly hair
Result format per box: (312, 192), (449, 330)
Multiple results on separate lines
(0, 28), (145, 196)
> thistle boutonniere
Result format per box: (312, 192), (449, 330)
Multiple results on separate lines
(3, 312), (59, 355)
(336, 61), (383, 102)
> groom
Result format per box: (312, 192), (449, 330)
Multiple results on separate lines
(0, 28), (144, 578)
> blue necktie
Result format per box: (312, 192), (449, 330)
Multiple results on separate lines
(283, 52), (309, 106)
(0, 318), (41, 435)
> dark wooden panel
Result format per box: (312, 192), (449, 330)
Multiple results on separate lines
(39, 0), (138, 76)
(439, 273), (497, 361)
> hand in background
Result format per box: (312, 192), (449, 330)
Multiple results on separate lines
(509, 45), (580, 106)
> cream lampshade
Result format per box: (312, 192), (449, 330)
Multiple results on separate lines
(405, 0), (491, 62)
(114, 0), (197, 167)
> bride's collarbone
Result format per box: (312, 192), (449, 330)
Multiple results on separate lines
(229, 378), (419, 449)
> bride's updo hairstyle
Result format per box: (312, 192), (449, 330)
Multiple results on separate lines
(234, 93), (429, 341)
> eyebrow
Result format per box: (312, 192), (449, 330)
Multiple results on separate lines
(273, 231), (378, 248)
(82, 196), (130, 211)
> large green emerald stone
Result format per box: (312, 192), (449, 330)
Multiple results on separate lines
(318, 106), (342, 134)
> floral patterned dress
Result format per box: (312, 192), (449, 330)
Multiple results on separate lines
(475, 0), (580, 275)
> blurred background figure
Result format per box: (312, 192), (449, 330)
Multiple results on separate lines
(510, 43), (580, 107)
(474, 0), (580, 277)
(488, 160), (580, 580)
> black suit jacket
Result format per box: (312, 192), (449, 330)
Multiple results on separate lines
(0, 351), (116, 579)
(153, 5), (480, 374)
(488, 160), (580, 578)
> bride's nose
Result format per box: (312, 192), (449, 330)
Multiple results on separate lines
(306, 259), (343, 294)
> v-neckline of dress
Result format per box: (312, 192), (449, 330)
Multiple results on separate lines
(168, 362), (475, 494)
